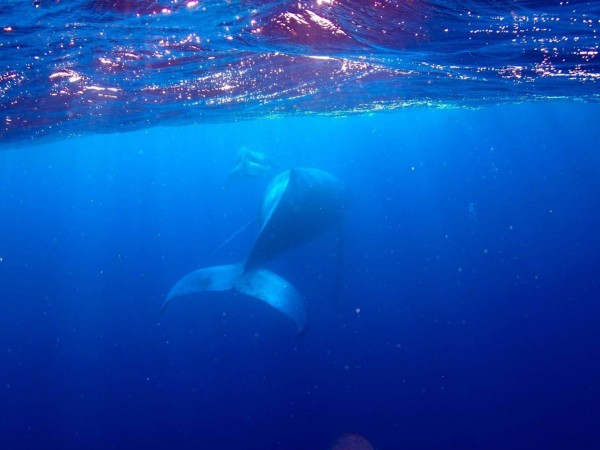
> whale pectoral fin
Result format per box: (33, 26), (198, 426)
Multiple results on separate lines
(162, 264), (244, 311)
(235, 269), (307, 335)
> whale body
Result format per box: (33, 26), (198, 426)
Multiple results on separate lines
(163, 168), (346, 334)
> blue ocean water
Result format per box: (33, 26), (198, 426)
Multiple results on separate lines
(2, 103), (600, 449)
(2, 1), (600, 450)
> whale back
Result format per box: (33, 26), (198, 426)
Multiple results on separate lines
(245, 168), (346, 271)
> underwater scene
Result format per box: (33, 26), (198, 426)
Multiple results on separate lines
(1, 1), (600, 449)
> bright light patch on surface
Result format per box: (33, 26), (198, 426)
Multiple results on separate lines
(49, 70), (82, 83)
(307, 55), (335, 61)
(283, 12), (309, 26)
(306, 10), (347, 35)
(86, 86), (120, 92)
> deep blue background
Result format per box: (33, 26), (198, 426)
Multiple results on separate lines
(1, 102), (600, 449)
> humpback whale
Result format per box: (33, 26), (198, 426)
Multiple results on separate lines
(163, 168), (346, 334)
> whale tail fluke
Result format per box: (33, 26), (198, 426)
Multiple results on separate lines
(162, 264), (307, 334)
(235, 268), (307, 335)
(162, 264), (244, 312)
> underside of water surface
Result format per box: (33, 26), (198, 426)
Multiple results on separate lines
(1, 0), (599, 143)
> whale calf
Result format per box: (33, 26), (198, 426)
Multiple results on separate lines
(163, 168), (347, 334)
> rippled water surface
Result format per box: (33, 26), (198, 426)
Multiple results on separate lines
(1, 0), (599, 142)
